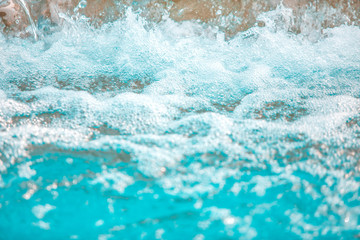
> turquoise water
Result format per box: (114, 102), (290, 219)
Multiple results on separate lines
(1, 7), (360, 240)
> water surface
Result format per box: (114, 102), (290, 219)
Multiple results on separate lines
(0, 5), (360, 240)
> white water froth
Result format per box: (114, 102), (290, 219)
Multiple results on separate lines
(0, 8), (359, 238)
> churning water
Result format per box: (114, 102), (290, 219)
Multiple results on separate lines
(0, 4), (360, 240)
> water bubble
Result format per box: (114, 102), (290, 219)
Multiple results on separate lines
(78, 0), (87, 9)
(224, 217), (236, 225)
(66, 158), (73, 164)
(95, 219), (104, 227)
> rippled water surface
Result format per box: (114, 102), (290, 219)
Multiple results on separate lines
(1, 6), (360, 240)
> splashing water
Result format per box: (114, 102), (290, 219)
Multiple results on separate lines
(16, 0), (38, 40)
(0, 4), (360, 240)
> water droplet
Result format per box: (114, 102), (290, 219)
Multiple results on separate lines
(95, 219), (104, 227)
(224, 217), (235, 225)
(66, 158), (73, 164)
(78, 0), (87, 9)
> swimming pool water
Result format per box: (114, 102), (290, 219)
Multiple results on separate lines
(0, 7), (360, 240)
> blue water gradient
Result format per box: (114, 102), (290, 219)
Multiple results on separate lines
(0, 8), (360, 240)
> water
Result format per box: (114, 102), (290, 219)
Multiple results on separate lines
(16, 0), (38, 41)
(0, 4), (360, 240)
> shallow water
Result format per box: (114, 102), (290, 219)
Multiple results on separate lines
(0, 6), (360, 240)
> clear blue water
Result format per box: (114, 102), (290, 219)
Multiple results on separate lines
(1, 7), (360, 240)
